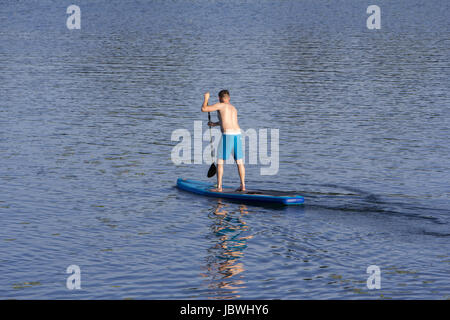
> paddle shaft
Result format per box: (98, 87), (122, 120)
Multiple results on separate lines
(208, 112), (214, 159)
(206, 112), (217, 178)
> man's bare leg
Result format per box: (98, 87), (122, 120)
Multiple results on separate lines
(211, 162), (224, 192)
(217, 163), (223, 191)
(236, 160), (246, 191)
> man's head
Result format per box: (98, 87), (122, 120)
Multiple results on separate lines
(218, 89), (230, 103)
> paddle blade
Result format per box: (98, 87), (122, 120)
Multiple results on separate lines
(207, 163), (217, 178)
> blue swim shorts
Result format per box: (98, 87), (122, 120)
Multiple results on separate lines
(217, 131), (243, 162)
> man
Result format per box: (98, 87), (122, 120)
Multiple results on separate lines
(201, 90), (246, 192)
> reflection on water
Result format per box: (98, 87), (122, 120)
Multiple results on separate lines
(201, 201), (253, 299)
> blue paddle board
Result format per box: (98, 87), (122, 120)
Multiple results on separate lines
(176, 178), (304, 205)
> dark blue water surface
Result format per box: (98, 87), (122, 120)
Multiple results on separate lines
(1, 0), (449, 299)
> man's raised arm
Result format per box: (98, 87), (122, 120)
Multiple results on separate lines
(201, 92), (223, 112)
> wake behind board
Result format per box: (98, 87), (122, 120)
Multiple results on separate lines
(176, 178), (304, 205)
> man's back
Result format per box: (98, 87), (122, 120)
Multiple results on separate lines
(218, 103), (240, 133)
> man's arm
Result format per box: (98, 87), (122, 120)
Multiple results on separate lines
(201, 92), (223, 112)
(208, 121), (220, 127)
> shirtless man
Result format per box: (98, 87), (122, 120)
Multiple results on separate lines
(201, 90), (246, 192)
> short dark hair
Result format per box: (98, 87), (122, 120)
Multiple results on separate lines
(218, 90), (230, 100)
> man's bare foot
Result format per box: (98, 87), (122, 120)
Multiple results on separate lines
(236, 185), (246, 192)
(210, 188), (222, 192)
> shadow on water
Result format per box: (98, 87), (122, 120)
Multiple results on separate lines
(200, 200), (253, 299)
(280, 182), (447, 225)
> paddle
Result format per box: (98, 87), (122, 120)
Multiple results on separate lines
(207, 112), (217, 178)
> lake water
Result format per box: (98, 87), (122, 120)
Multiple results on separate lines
(0, 0), (449, 299)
